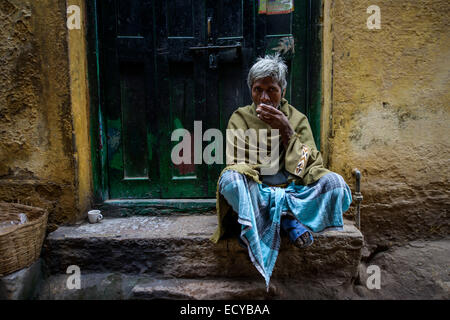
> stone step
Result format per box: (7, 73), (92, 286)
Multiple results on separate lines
(42, 215), (363, 282)
(131, 277), (359, 300)
(37, 272), (358, 300)
(132, 278), (277, 300)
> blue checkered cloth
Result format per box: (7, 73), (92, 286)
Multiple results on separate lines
(218, 170), (352, 289)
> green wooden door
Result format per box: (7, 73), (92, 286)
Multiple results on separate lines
(96, 0), (308, 199)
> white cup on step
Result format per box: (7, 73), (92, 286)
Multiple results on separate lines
(88, 210), (103, 224)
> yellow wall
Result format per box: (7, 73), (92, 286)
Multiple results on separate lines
(67, 0), (93, 219)
(323, 0), (450, 245)
(0, 0), (80, 231)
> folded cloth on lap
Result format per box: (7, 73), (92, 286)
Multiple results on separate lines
(218, 170), (352, 289)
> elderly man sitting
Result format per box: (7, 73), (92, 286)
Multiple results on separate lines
(210, 54), (352, 288)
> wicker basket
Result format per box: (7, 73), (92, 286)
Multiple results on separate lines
(0, 202), (48, 276)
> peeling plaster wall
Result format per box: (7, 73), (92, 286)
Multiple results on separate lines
(0, 0), (78, 230)
(325, 0), (450, 246)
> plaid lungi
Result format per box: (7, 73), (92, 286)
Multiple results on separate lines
(218, 170), (352, 288)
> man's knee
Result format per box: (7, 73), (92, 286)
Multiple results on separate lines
(219, 170), (246, 194)
(319, 172), (349, 190)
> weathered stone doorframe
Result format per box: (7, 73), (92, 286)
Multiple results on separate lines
(68, 0), (334, 214)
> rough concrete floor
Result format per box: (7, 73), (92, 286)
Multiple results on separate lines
(353, 239), (450, 299)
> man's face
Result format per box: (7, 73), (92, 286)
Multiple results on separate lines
(251, 77), (285, 109)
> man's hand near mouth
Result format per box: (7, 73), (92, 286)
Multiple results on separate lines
(256, 103), (294, 148)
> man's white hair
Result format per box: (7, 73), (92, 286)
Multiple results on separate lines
(247, 54), (288, 92)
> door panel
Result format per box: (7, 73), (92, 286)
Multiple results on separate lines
(155, 0), (209, 198)
(120, 62), (149, 179)
(96, 0), (308, 199)
(100, 0), (160, 198)
(215, 0), (243, 39)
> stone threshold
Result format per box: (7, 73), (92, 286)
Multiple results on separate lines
(96, 199), (217, 217)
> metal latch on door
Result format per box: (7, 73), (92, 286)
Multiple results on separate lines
(189, 17), (242, 69)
